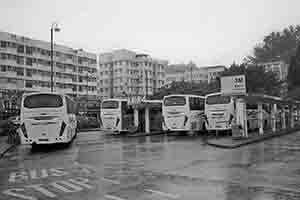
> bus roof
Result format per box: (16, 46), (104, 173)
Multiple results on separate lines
(205, 92), (222, 98)
(22, 92), (65, 98)
(163, 94), (205, 99)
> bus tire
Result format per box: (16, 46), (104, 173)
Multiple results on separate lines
(202, 123), (207, 134)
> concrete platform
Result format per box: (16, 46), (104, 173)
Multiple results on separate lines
(206, 127), (300, 149)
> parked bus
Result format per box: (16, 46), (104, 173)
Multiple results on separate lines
(100, 99), (134, 133)
(162, 94), (206, 133)
(204, 92), (270, 132)
(19, 92), (78, 147)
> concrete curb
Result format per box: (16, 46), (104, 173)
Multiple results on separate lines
(78, 128), (101, 132)
(0, 143), (16, 159)
(126, 131), (166, 137)
(205, 127), (300, 149)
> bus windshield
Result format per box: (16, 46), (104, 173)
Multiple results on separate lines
(24, 94), (63, 109)
(164, 96), (186, 106)
(206, 95), (231, 105)
(102, 101), (119, 109)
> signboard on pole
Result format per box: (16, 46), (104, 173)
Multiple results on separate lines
(221, 75), (246, 96)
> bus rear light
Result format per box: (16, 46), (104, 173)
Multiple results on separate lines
(59, 121), (66, 136)
(184, 116), (188, 126)
(21, 123), (28, 138)
(116, 118), (120, 127)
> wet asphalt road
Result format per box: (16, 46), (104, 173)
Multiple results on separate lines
(1, 131), (300, 200)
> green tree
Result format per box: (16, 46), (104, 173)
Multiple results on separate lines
(287, 45), (300, 90)
(221, 63), (282, 96)
(246, 25), (300, 64)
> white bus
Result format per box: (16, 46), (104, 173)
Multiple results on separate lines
(19, 92), (78, 147)
(205, 92), (270, 132)
(100, 99), (134, 133)
(162, 94), (206, 133)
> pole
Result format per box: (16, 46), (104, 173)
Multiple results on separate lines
(145, 70), (148, 99)
(110, 64), (114, 98)
(86, 73), (88, 113)
(50, 28), (54, 92)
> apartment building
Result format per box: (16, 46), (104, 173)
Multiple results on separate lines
(0, 31), (98, 102)
(258, 61), (288, 81)
(165, 64), (225, 86)
(258, 61), (289, 97)
(98, 49), (167, 103)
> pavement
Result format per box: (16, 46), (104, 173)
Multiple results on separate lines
(206, 126), (300, 148)
(1, 130), (300, 199)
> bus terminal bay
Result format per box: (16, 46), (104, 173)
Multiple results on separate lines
(2, 77), (300, 199)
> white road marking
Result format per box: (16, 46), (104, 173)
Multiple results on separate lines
(50, 182), (75, 193)
(50, 168), (69, 176)
(145, 189), (180, 199)
(8, 171), (28, 183)
(105, 194), (126, 200)
(56, 180), (83, 192)
(26, 184), (56, 198)
(29, 170), (37, 179)
(102, 178), (120, 184)
(69, 177), (93, 189)
(41, 169), (48, 178)
(3, 188), (37, 200)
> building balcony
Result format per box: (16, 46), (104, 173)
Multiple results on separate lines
(55, 88), (73, 94)
(0, 47), (17, 54)
(0, 71), (17, 78)
(0, 83), (19, 90)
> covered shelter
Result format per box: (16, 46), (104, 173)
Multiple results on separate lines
(132, 100), (163, 133)
(232, 93), (300, 137)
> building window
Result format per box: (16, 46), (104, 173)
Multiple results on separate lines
(17, 45), (24, 53)
(26, 46), (33, 55)
(25, 81), (33, 88)
(1, 41), (7, 48)
(26, 58), (33, 66)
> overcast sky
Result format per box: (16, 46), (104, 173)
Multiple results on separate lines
(0, 0), (299, 67)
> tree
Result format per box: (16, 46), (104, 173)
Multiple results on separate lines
(287, 45), (300, 90)
(221, 63), (282, 96)
(246, 25), (300, 64)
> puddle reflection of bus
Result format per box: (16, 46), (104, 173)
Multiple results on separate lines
(100, 99), (134, 134)
(162, 94), (206, 134)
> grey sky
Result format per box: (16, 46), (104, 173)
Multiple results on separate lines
(0, 0), (299, 66)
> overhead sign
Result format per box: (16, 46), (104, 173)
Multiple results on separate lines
(221, 75), (246, 95)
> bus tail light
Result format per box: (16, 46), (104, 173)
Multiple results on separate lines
(116, 118), (120, 127)
(229, 114), (234, 124)
(184, 116), (188, 126)
(21, 123), (28, 138)
(59, 121), (66, 136)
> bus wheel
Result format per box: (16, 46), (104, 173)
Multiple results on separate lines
(202, 123), (207, 134)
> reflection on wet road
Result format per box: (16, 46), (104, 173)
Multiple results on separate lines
(1, 131), (300, 199)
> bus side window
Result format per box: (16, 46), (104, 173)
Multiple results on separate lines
(199, 98), (204, 110)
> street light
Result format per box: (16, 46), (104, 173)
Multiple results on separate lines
(50, 22), (60, 92)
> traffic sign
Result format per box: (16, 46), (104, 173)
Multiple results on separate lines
(221, 75), (246, 96)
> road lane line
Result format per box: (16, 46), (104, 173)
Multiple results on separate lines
(50, 182), (75, 193)
(3, 188), (37, 200)
(105, 194), (126, 200)
(145, 189), (180, 199)
(69, 178), (93, 189)
(26, 184), (56, 198)
(41, 169), (48, 178)
(102, 178), (120, 184)
(57, 181), (82, 192)
(29, 170), (38, 179)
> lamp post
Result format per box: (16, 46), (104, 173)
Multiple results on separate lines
(50, 23), (60, 92)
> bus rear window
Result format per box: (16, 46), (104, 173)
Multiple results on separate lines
(206, 95), (230, 105)
(102, 101), (119, 109)
(164, 96), (186, 106)
(24, 94), (63, 108)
